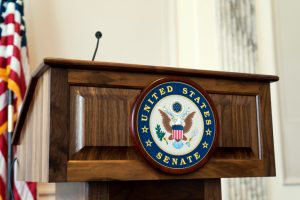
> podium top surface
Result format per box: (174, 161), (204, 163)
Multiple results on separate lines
(42, 57), (278, 82)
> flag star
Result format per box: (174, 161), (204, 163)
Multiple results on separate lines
(141, 126), (148, 133)
(145, 139), (152, 147)
(202, 141), (208, 148)
(205, 129), (212, 136)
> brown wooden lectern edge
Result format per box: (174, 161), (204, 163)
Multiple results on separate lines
(43, 58), (279, 82)
(12, 57), (279, 145)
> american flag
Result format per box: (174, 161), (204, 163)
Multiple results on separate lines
(0, 0), (36, 200)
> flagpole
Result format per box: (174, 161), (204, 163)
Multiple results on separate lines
(7, 89), (13, 200)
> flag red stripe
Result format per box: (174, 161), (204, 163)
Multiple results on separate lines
(3, 14), (21, 34)
(0, 109), (8, 126)
(0, 57), (10, 69)
(0, 35), (15, 46)
(0, 135), (7, 162)
(0, 109), (7, 126)
(13, 185), (21, 200)
(4, 13), (20, 26)
(0, 45), (22, 68)
(8, 70), (26, 98)
(0, 81), (7, 93)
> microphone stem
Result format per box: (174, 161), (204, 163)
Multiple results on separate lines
(92, 38), (100, 61)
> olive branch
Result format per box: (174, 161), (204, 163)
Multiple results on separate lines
(155, 124), (168, 144)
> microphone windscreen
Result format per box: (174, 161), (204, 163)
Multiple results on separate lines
(95, 31), (102, 39)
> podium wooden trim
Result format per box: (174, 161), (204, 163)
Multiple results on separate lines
(13, 58), (278, 199)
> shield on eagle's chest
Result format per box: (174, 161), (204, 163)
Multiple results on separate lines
(172, 125), (184, 140)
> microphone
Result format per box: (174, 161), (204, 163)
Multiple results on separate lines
(92, 31), (102, 61)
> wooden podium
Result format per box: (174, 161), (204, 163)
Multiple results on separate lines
(13, 58), (278, 200)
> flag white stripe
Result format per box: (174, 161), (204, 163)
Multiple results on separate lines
(0, 46), (22, 77)
(0, 151), (6, 184)
(10, 56), (21, 76)
(0, 23), (19, 37)
(0, 92), (7, 111)
(0, 44), (22, 54)
(14, 181), (34, 200)
(14, 162), (34, 200)
(0, 45), (14, 58)
(0, 23), (22, 37)
(13, 31), (21, 46)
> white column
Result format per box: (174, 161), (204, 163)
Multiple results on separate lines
(215, 0), (266, 199)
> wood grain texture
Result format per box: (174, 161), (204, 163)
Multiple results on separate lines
(57, 180), (221, 200)
(45, 57), (278, 82)
(70, 147), (256, 161)
(87, 182), (109, 200)
(68, 69), (262, 95)
(212, 94), (259, 158)
(258, 84), (276, 175)
(66, 69), (275, 180)
(203, 179), (221, 200)
(67, 160), (265, 181)
(14, 58), (277, 183)
(70, 147), (141, 160)
(17, 70), (50, 182)
(12, 63), (50, 144)
(14, 58), (278, 145)
(69, 87), (140, 158)
(68, 82), (260, 162)
(49, 68), (69, 181)
(107, 180), (206, 200)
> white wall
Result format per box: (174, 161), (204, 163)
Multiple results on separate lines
(272, 0), (300, 185)
(257, 0), (300, 199)
(176, 0), (220, 69)
(24, 0), (221, 71)
(24, 0), (177, 70)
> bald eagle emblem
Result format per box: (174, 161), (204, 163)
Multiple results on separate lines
(156, 101), (197, 149)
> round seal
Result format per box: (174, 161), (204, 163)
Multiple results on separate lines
(130, 77), (219, 174)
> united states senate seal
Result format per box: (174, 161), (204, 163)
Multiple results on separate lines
(130, 77), (219, 174)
